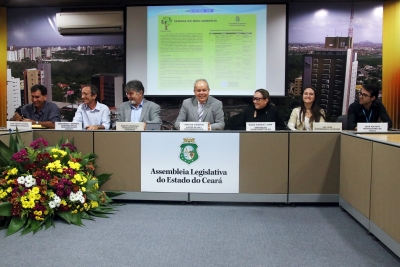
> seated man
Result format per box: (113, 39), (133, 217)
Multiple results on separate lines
(347, 84), (392, 130)
(72, 85), (110, 130)
(116, 80), (162, 127)
(9, 84), (60, 129)
(174, 79), (224, 130)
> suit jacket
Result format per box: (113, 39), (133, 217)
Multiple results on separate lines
(117, 98), (162, 123)
(174, 96), (225, 130)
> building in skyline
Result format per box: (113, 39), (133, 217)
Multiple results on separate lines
(23, 63), (52, 104)
(6, 69), (22, 120)
(301, 36), (358, 120)
(91, 73), (124, 107)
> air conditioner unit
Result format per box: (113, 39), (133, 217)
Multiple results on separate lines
(56, 11), (124, 35)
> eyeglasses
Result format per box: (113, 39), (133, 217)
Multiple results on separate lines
(253, 97), (265, 102)
(359, 93), (371, 98)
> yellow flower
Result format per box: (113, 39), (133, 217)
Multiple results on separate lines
(46, 160), (62, 172)
(71, 178), (76, 184)
(91, 201), (99, 208)
(44, 210), (49, 215)
(32, 187), (40, 194)
(6, 187), (12, 193)
(94, 183), (99, 190)
(35, 216), (44, 221)
(68, 161), (81, 171)
(81, 187), (86, 192)
(60, 199), (67, 206)
(7, 168), (18, 175)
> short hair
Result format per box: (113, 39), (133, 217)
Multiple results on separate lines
(362, 84), (379, 99)
(125, 80), (144, 94)
(194, 79), (210, 90)
(84, 84), (98, 96)
(255, 89), (270, 99)
(30, 84), (47, 96)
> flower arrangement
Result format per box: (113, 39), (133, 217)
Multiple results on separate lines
(0, 131), (122, 236)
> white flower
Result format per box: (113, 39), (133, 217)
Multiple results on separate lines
(49, 201), (56, 209)
(24, 175), (36, 188)
(17, 176), (25, 184)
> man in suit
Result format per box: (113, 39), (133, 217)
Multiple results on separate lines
(174, 79), (225, 130)
(116, 80), (162, 128)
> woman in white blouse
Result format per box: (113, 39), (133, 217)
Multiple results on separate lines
(288, 86), (326, 131)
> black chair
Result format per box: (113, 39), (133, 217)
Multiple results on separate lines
(336, 115), (347, 130)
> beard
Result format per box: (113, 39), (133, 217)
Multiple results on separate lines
(129, 100), (136, 105)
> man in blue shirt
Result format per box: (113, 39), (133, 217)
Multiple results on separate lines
(72, 85), (110, 130)
(10, 84), (60, 129)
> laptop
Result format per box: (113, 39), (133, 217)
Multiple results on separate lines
(145, 122), (162, 131)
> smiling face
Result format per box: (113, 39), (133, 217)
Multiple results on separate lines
(253, 91), (268, 109)
(194, 80), (210, 104)
(81, 86), (97, 106)
(302, 88), (315, 105)
(31, 90), (47, 110)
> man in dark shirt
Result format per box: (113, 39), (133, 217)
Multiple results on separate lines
(347, 84), (392, 130)
(10, 84), (60, 129)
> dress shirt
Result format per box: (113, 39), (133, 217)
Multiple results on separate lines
(21, 101), (61, 122)
(73, 102), (110, 129)
(130, 100), (143, 122)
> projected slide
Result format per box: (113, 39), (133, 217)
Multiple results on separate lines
(127, 5), (286, 96)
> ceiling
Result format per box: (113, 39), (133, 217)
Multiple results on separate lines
(0, 0), (383, 8)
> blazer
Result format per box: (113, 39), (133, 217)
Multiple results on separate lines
(117, 98), (162, 123)
(174, 96), (225, 130)
(288, 107), (325, 131)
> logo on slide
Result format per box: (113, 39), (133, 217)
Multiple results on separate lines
(180, 138), (199, 164)
(235, 16), (240, 22)
(161, 16), (173, 30)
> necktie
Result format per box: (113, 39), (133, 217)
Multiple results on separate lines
(198, 104), (204, 122)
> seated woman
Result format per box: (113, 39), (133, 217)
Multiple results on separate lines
(288, 86), (325, 131)
(237, 89), (286, 130)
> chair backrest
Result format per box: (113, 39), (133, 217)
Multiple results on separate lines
(336, 115), (347, 130)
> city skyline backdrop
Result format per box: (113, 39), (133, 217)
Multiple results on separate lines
(7, 2), (383, 47)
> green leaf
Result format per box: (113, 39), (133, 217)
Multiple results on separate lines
(105, 191), (124, 198)
(79, 211), (94, 221)
(86, 193), (99, 201)
(44, 216), (53, 229)
(6, 217), (27, 236)
(57, 135), (65, 146)
(97, 173), (112, 187)
(14, 129), (25, 151)
(30, 219), (43, 234)
(70, 213), (83, 226)
(21, 219), (33, 235)
(56, 211), (73, 224)
(9, 133), (18, 153)
(0, 140), (14, 165)
(0, 202), (12, 216)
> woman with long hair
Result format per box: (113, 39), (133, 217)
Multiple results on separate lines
(288, 86), (325, 131)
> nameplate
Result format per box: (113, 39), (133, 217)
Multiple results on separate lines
(116, 122), (145, 131)
(357, 123), (388, 132)
(313, 122), (342, 132)
(55, 122), (82, 130)
(180, 122), (209, 131)
(7, 121), (32, 131)
(246, 122), (275, 131)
